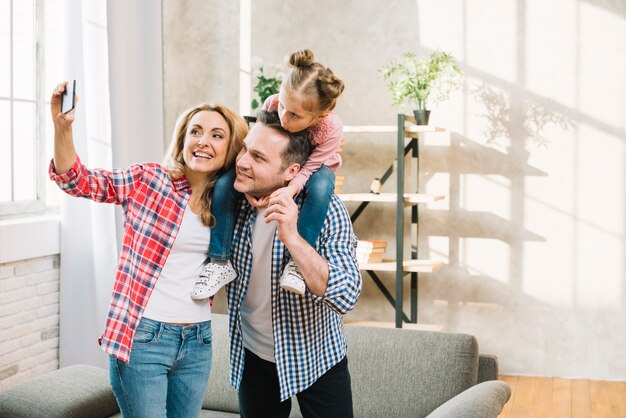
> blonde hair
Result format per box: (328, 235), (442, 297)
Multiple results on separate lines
(163, 103), (248, 226)
(284, 49), (345, 113)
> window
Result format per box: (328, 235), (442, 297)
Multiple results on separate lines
(0, 0), (60, 217)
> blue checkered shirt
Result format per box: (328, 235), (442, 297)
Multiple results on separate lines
(226, 195), (362, 401)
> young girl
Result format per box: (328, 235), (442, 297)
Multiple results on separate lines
(49, 81), (247, 416)
(191, 48), (345, 298)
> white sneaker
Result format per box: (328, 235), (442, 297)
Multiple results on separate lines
(191, 261), (237, 300)
(279, 261), (306, 295)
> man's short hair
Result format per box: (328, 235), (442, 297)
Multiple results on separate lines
(255, 110), (311, 168)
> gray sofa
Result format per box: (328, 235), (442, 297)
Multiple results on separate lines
(0, 314), (510, 417)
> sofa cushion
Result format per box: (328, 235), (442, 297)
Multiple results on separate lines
(341, 325), (479, 418)
(201, 314), (240, 413)
(0, 365), (119, 418)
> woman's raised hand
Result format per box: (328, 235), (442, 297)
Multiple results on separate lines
(51, 81), (78, 174)
(51, 81), (77, 128)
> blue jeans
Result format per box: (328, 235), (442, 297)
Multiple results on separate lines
(109, 318), (213, 418)
(298, 165), (335, 248)
(209, 169), (241, 261)
(209, 165), (334, 259)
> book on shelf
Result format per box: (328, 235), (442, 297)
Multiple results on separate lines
(334, 175), (346, 194)
(356, 254), (384, 265)
(357, 239), (387, 250)
(356, 247), (385, 255)
(356, 239), (387, 265)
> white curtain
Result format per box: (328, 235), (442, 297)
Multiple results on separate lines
(58, 0), (163, 369)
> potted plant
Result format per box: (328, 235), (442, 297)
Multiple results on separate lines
(251, 65), (283, 110)
(380, 51), (463, 125)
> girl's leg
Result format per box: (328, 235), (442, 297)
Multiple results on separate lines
(297, 165), (335, 247)
(192, 169), (241, 300)
(208, 168), (240, 261)
(280, 166), (335, 295)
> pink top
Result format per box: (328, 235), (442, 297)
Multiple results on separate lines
(263, 94), (343, 192)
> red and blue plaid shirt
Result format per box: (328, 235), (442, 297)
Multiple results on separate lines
(49, 156), (193, 362)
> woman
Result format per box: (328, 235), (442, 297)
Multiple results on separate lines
(49, 81), (247, 417)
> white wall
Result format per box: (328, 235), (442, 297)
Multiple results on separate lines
(162, 0), (626, 380)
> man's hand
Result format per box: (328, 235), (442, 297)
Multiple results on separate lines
(264, 192), (330, 297)
(244, 194), (270, 209)
(264, 193), (300, 246)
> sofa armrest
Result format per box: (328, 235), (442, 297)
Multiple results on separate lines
(425, 380), (511, 418)
(0, 364), (119, 418)
(478, 354), (499, 383)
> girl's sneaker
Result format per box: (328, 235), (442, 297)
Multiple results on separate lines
(191, 261), (237, 300)
(279, 261), (306, 295)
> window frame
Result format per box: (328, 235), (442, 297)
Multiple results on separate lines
(0, 0), (51, 217)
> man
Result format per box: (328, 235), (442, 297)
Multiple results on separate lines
(226, 109), (362, 417)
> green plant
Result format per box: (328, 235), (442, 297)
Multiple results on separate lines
(251, 65), (283, 110)
(380, 51), (463, 111)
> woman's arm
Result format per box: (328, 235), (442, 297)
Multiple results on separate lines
(48, 81), (147, 205)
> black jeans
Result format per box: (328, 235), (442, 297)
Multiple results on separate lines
(239, 348), (353, 418)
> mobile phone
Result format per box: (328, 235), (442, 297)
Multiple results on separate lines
(61, 80), (76, 114)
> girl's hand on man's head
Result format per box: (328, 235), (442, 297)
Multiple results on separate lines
(337, 136), (345, 154)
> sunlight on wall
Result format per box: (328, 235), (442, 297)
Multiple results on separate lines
(462, 174), (511, 220)
(579, 2), (626, 126)
(575, 124), (623, 309)
(415, 0), (464, 55)
(427, 236), (450, 263)
(417, 0), (624, 348)
(239, 0), (251, 115)
(526, 0), (577, 108)
(465, 79), (512, 150)
(460, 237), (510, 282)
(577, 222), (622, 309)
(466, 0), (517, 83)
(424, 172), (450, 211)
(577, 125), (623, 239)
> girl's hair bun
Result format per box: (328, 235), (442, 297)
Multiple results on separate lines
(289, 49), (315, 68)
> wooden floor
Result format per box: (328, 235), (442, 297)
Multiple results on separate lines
(498, 376), (626, 418)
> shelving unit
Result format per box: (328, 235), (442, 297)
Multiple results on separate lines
(339, 114), (445, 328)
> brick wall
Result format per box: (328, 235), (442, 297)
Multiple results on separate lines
(0, 255), (60, 390)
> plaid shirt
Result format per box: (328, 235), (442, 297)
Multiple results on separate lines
(49, 156), (192, 363)
(226, 195), (362, 401)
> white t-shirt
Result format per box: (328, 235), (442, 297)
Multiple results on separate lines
(142, 205), (212, 323)
(241, 208), (277, 362)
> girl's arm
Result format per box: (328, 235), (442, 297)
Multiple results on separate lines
(289, 116), (343, 193)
